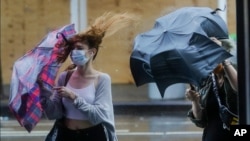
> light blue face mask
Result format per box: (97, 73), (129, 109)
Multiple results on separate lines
(70, 50), (90, 66)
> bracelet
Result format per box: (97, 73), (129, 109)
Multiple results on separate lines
(222, 60), (231, 66)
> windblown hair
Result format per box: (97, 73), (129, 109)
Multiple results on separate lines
(213, 64), (224, 75)
(71, 12), (138, 59)
(85, 12), (139, 38)
(65, 12), (139, 70)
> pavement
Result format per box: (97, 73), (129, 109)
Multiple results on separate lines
(1, 109), (202, 141)
(1, 96), (195, 141)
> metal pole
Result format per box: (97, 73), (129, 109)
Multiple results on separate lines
(70, 0), (87, 32)
(217, 0), (227, 24)
(236, 0), (250, 124)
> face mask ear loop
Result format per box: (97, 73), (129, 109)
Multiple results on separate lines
(91, 52), (94, 56)
(86, 51), (94, 57)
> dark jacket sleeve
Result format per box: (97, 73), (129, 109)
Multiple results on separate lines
(187, 108), (207, 128)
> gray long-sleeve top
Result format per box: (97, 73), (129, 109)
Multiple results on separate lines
(41, 71), (118, 141)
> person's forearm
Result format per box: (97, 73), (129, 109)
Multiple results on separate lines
(223, 60), (238, 91)
(192, 100), (202, 119)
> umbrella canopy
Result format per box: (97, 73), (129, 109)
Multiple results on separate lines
(9, 24), (76, 132)
(130, 7), (232, 97)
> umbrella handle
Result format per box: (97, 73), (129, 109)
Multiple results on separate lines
(56, 32), (69, 44)
(211, 6), (226, 14)
(189, 84), (195, 90)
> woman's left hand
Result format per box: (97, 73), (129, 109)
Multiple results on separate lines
(185, 88), (200, 102)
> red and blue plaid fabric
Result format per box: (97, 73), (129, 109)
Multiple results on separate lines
(9, 24), (76, 132)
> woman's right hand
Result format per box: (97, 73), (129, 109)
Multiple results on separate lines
(185, 88), (200, 102)
(53, 86), (77, 100)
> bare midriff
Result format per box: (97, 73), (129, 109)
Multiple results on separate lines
(64, 118), (93, 130)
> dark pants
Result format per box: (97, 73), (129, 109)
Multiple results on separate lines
(55, 123), (107, 141)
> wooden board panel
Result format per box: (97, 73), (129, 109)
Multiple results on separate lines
(87, 0), (236, 83)
(1, 0), (70, 84)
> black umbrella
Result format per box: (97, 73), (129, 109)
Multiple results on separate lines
(130, 7), (232, 97)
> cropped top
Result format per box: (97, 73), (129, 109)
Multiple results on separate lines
(62, 83), (96, 120)
(41, 71), (118, 141)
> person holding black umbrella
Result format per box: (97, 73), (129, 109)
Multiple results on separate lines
(39, 12), (138, 141)
(185, 37), (238, 141)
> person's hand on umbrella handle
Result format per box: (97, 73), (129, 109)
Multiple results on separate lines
(185, 88), (200, 102)
(53, 86), (77, 100)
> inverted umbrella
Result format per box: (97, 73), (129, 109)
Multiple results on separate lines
(130, 7), (232, 97)
(9, 24), (76, 132)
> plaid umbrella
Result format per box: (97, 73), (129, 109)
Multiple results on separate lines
(9, 24), (76, 132)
